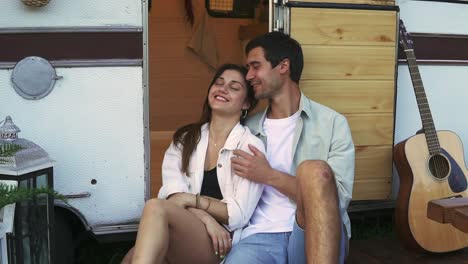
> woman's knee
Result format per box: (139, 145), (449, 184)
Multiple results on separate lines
(143, 198), (169, 216)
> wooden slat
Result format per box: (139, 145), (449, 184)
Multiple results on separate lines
(151, 132), (394, 200)
(151, 32), (249, 61)
(150, 0), (188, 18)
(152, 105), (204, 131)
(151, 37), (194, 59)
(153, 16), (253, 39)
(427, 197), (468, 224)
(301, 80), (395, 114)
(302, 45), (396, 80)
(151, 0), (253, 27)
(150, 76), (208, 130)
(239, 23), (269, 41)
(291, 9), (396, 46)
(353, 179), (392, 200)
(151, 58), (214, 78)
(296, 0), (395, 5)
(355, 146), (393, 180)
(453, 208), (468, 234)
(150, 19), (191, 38)
(149, 1), (254, 130)
(346, 113), (394, 146)
(151, 36), (245, 61)
(212, 19), (254, 37)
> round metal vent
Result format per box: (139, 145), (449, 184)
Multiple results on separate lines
(11, 56), (62, 100)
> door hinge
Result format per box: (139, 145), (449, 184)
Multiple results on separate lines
(273, 2), (290, 34)
(274, 4), (284, 32)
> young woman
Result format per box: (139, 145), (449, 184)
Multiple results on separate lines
(123, 64), (265, 264)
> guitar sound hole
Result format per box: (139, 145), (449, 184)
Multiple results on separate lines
(428, 154), (450, 180)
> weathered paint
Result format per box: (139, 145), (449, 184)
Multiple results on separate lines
(0, 67), (145, 226)
(0, 1), (141, 27)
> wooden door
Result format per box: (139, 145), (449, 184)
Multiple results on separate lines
(287, 4), (398, 200)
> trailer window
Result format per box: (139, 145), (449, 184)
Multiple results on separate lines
(206, 0), (256, 18)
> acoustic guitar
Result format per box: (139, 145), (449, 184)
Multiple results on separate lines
(394, 20), (468, 252)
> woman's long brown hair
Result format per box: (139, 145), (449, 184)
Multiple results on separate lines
(172, 63), (257, 174)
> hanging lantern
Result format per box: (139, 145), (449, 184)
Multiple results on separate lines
(0, 116), (20, 141)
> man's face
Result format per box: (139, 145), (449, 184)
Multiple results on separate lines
(245, 47), (282, 99)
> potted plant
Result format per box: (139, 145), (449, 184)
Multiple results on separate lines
(0, 143), (65, 217)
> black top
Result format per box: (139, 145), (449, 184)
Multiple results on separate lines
(200, 167), (223, 200)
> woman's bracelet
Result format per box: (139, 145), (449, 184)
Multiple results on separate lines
(195, 193), (200, 209)
(205, 197), (211, 211)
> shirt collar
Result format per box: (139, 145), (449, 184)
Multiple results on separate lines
(255, 92), (311, 136)
(202, 122), (246, 150)
(299, 92), (312, 118)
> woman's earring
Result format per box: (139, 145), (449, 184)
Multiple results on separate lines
(241, 109), (248, 119)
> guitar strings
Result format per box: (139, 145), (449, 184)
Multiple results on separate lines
(407, 50), (447, 179)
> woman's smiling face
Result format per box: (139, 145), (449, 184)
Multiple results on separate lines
(208, 69), (250, 117)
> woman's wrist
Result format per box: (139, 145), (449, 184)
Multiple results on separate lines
(195, 193), (201, 208)
(188, 207), (213, 224)
(204, 196), (212, 211)
(188, 194), (214, 211)
(201, 212), (216, 225)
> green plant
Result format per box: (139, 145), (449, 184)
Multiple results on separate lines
(0, 183), (67, 209)
(0, 142), (66, 209)
(0, 143), (23, 164)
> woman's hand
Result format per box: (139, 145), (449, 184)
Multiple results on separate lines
(167, 193), (193, 208)
(204, 217), (232, 259)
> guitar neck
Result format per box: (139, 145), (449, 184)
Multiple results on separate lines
(404, 49), (440, 154)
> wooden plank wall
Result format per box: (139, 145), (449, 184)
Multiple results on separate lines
(291, 8), (397, 200)
(149, 0), (254, 196)
(150, 1), (398, 201)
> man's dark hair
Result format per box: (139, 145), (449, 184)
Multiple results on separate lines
(245, 31), (304, 83)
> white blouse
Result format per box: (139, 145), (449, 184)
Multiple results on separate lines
(158, 123), (265, 244)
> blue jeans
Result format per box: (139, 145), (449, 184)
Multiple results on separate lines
(224, 232), (290, 264)
(225, 220), (347, 264)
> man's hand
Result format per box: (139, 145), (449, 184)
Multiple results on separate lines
(231, 144), (273, 184)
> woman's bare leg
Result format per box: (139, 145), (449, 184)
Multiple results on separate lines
(121, 247), (134, 264)
(131, 198), (219, 264)
(122, 247), (168, 264)
(131, 199), (169, 263)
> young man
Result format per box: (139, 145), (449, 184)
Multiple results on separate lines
(227, 32), (355, 263)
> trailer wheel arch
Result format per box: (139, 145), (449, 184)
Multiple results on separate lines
(53, 202), (92, 262)
(54, 202), (90, 232)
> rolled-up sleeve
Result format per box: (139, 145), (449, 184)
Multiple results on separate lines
(223, 136), (265, 231)
(327, 115), (355, 218)
(157, 142), (190, 199)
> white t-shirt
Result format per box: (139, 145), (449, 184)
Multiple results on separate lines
(240, 110), (300, 239)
